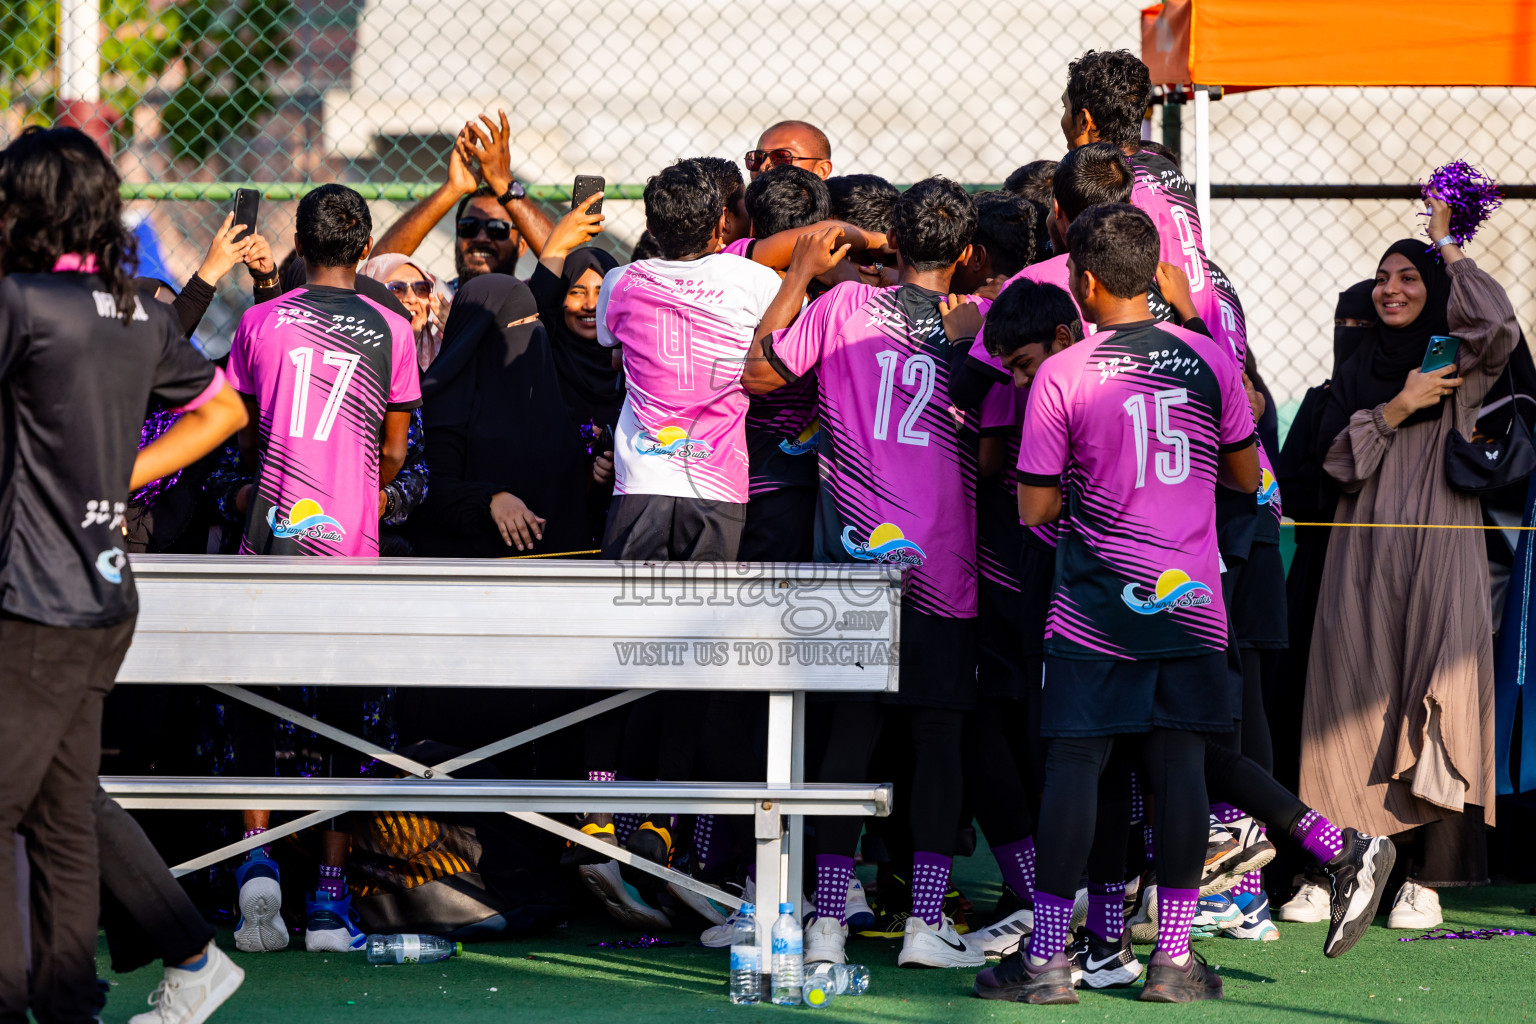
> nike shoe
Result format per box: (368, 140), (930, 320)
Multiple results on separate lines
(857, 872), (971, 936)
(961, 889), (1033, 959)
(1138, 948), (1224, 1002)
(1224, 892), (1280, 941)
(1276, 875), (1330, 923)
(1203, 816), (1277, 895)
(561, 820), (618, 867)
(973, 949), (1079, 1004)
(128, 942), (245, 1024)
(304, 889), (367, 952)
(846, 876), (876, 932)
(804, 915), (849, 964)
(1191, 892), (1244, 938)
(233, 850), (288, 953)
(1386, 879), (1442, 930)
(1072, 928), (1143, 988)
(897, 914), (985, 968)
(579, 859), (672, 930)
(699, 876), (754, 948)
(667, 876), (738, 927)
(1322, 827), (1396, 957)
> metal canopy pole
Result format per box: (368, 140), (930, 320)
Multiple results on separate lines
(1194, 84), (1213, 259)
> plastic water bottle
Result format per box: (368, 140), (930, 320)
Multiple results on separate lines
(365, 934), (462, 964)
(727, 902), (761, 1004)
(770, 902), (803, 1006)
(803, 961), (871, 1006)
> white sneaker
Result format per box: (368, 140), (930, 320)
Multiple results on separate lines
(578, 860), (671, 930)
(846, 876), (876, 932)
(129, 944), (245, 1024)
(896, 914), (986, 968)
(962, 907), (1033, 959)
(1069, 886), (1089, 932)
(1277, 879), (1330, 923)
(1387, 880), (1443, 930)
(804, 916), (849, 964)
(1128, 883), (1158, 945)
(232, 852), (288, 953)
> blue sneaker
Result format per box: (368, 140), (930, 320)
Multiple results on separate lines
(1223, 891), (1280, 941)
(305, 888), (367, 952)
(234, 850), (289, 952)
(1190, 892), (1243, 939)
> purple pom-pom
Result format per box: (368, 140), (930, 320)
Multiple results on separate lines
(131, 406), (184, 507)
(1420, 160), (1502, 250)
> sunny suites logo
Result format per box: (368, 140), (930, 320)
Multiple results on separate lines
(779, 421), (820, 456)
(636, 424), (713, 460)
(841, 522), (926, 566)
(267, 498), (346, 542)
(1257, 468), (1279, 505)
(1121, 569), (1213, 615)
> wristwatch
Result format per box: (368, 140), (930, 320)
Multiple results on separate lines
(497, 181), (526, 204)
(1432, 234), (1456, 250)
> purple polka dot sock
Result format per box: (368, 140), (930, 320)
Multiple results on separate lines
(1025, 891), (1075, 965)
(911, 852), (952, 927)
(692, 815), (727, 876)
(243, 827), (270, 858)
(1129, 772), (1144, 823)
(317, 863), (347, 901)
(1157, 886), (1199, 961)
(1087, 881), (1126, 942)
(1210, 802), (1246, 825)
(1142, 823), (1156, 866)
(587, 770), (616, 782)
(815, 854), (854, 924)
(615, 813), (643, 845)
(991, 836), (1036, 904)
(1291, 809), (1344, 864)
(1236, 869), (1264, 902)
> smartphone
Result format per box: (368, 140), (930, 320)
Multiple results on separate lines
(572, 175), (605, 216)
(232, 188), (260, 242)
(1422, 334), (1461, 374)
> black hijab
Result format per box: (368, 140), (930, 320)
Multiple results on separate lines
(420, 274), (590, 554)
(1318, 239), (1451, 456)
(1332, 279), (1376, 374)
(529, 247), (623, 430)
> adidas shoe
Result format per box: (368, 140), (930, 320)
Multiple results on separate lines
(1203, 816), (1277, 895)
(1072, 928), (1143, 988)
(580, 859), (672, 930)
(897, 914), (985, 968)
(804, 915), (849, 964)
(1138, 948), (1223, 1002)
(1223, 892), (1280, 941)
(962, 888), (1034, 959)
(304, 889), (366, 952)
(1191, 892), (1244, 938)
(846, 876), (876, 932)
(1277, 875), (1330, 923)
(128, 943), (245, 1024)
(973, 949), (1078, 1004)
(233, 850), (288, 953)
(1322, 828), (1395, 957)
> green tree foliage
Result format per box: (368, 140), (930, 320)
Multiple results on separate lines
(161, 0), (294, 162)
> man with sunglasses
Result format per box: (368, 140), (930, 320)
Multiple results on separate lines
(374, 111), (554, 289)
(747, 120), (833, 181)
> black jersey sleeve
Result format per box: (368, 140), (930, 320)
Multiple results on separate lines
(148, 305), (219, 411)
(0, 277), (29, 379)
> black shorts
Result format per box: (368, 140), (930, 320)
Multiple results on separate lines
(1227, 540), (1288, 649)
(885, 605), (979, 711)
(1040, 651), (1234, 738)
(738, 486), (815, 561)
(978, 580), (1031, 700)
(601, 494), (744, 562)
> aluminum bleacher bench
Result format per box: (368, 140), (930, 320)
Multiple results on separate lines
(104, 555), (901, 949)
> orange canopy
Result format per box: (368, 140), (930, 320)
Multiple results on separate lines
(1142, 0), (1536, 87)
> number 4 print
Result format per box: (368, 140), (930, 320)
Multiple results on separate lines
(1123, 387), (1191, 488)
(287, 347), (361, 441)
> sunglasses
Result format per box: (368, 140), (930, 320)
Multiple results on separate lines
(456, 216), (513, 241)
(744, 149), (822, 172)
(386, 280), (433, 298)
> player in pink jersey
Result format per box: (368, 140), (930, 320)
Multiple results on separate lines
(225, 185), (421, 958)
(744, 177), (985, 970)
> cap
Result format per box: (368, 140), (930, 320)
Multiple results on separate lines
(453, 942), (464, 956)
(739, 901), (754, 914)
(779, 902), (794, 913)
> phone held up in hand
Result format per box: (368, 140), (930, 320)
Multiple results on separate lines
(572, 175), (605, 216)
(232, 188), (260, 243)
(1421, 335), (1461, 374)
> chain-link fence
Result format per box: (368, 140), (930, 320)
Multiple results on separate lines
(5, 0), (1534, 427)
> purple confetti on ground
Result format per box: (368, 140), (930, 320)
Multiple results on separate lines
(586, 935), (686, 949)
(1419, 161), (1503, 252)
(1398, 926), (1535, 942)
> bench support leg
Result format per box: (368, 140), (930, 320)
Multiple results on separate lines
(757, 691), (792, 953)
(786, 691), (805, 923)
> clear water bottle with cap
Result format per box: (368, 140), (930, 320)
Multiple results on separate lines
(727, 902), (761, 1004)
(803, 961), (871, 1006)
(770, 902), (803, 1006)
(365, 933), (462, 964)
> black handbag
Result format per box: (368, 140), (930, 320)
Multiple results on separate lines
(1444, 366), (1536, 494)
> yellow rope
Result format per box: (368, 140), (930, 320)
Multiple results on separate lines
(505, 548), (603, 559)
(1285, 522), (1536, 531)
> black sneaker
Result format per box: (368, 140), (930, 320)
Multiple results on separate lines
(973, 949), (1079, 1004)
(620, 821), (673, 894)
(1138, 948), (1223, 1002)
(858, 872), (910, 938)
(945, 884), (974, 934)
(1322, 827), (1396, 958)
(560, 820), (618, 866)
(1074, 928), (1143, 988)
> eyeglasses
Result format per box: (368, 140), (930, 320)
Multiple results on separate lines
(456, 216), (513, 241)
(744, 149), (823, 172)
(386, 280), (433, 298)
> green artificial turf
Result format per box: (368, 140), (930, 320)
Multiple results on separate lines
(94, 858), (1536, 1024)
